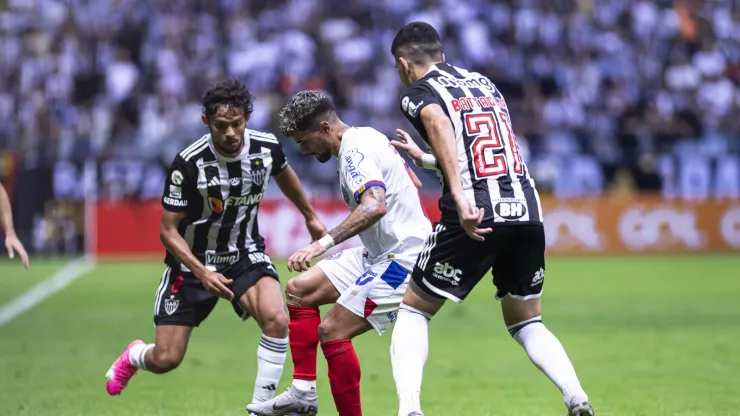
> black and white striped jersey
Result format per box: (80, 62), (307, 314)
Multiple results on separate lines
(161, 129), (288, 270)
(400, 62), (543, 226)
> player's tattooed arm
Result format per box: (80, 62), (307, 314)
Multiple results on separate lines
(328, 186), (387, 245)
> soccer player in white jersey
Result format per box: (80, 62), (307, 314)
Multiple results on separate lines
(247, 91), (432, 416)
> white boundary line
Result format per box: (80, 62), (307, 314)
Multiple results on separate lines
(0, 256), (96, 328)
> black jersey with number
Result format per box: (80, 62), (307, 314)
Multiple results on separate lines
(400, 62), (542, 226)
(161, 129), (287, 270)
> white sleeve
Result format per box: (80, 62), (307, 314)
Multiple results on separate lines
(340, 146), (386, 203)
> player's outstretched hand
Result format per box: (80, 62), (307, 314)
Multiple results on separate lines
(455, 198), (492, 242)
(288, 241), (326, 273)
(5, 234), (29, 270)
(198, 271), (234, 301)
(305, 216), (328, 242)
(392, 129), (425, 166)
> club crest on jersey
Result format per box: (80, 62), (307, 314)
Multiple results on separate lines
(402, 96), (422, 117)
(171, 170), (184, 185)
(164, 295), (179, 315)
(250, 158), (267, 187)
(208, 197), (224, 214)
(401, 96), (410, 113)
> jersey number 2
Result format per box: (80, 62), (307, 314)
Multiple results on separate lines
(464, 111), (523, 178)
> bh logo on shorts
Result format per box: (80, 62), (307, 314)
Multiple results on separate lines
(433, 262), (462, 285)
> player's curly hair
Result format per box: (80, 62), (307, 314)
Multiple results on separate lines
(278, 90), (336, 137)
(201, 78), (254, 118)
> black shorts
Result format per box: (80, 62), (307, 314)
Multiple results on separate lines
(411, 222), (545, 303)
(153, 251), (279, 327)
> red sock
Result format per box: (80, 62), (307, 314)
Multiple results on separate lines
(288, 305), (320, 381)
(321, 339), (362, 416)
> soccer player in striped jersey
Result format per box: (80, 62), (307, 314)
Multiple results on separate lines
(387, 22), (594, 416)
(247, 91), (431, 416)
(105, 79), (327, 410)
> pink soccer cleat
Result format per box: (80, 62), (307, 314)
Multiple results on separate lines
(105, 340), (144, 395)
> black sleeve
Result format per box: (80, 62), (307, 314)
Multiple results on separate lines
(399, 82), (443, 131)
(270, 141), (289, 176)
(161, 155), (196, 212)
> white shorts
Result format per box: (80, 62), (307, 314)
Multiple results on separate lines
(316, 246), (410, 335)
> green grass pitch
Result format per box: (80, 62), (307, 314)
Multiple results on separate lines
(1, 255), (739, 415)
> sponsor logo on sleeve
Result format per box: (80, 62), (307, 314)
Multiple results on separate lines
(164, 196), (187, 207)
(171, 170), (184, 185)
(344, 148), (366, 188)
(169, 185), (182, 198)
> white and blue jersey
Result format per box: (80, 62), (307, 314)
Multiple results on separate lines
(336, 127), (431, 271)
(317, 127), (432, 334)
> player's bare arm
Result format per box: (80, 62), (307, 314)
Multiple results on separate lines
(420, 104), (491, 241)
(160, 210), (234, 300)
(405, 164), (423, 190)
(0, 183), (29, 269)
(330, 186), (387, 244)
(393, 128), (437, 171)
(287, 186), (387, 272)
(273, 165), (327, 241)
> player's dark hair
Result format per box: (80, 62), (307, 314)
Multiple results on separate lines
(278, 90), (336, 137)
(201, 78), (254, 119)
(391, 21), (443, 64)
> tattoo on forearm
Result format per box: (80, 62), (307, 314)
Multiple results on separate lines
(329, 187), (386, 244)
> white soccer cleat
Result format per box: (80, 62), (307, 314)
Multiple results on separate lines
(246, 385), (318, 415)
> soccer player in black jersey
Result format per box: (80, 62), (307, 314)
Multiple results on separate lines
(105, 79), (327, 410)
(387, 22), (594, 416)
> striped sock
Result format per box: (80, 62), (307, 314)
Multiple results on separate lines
(252, 334), (288, 403)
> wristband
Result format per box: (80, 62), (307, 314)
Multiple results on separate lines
(318, 234), (336, 250)
(420, 153), (437, 170)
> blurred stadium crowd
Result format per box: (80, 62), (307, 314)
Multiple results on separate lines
(1, 0), (740, 195)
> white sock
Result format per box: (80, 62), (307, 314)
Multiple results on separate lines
(509, 317), (588, 406)
(128, 343), (154, 371)
(292, 379), (316, 391)
(391, 303), (431, 416)
(252, 334), (288, 403)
